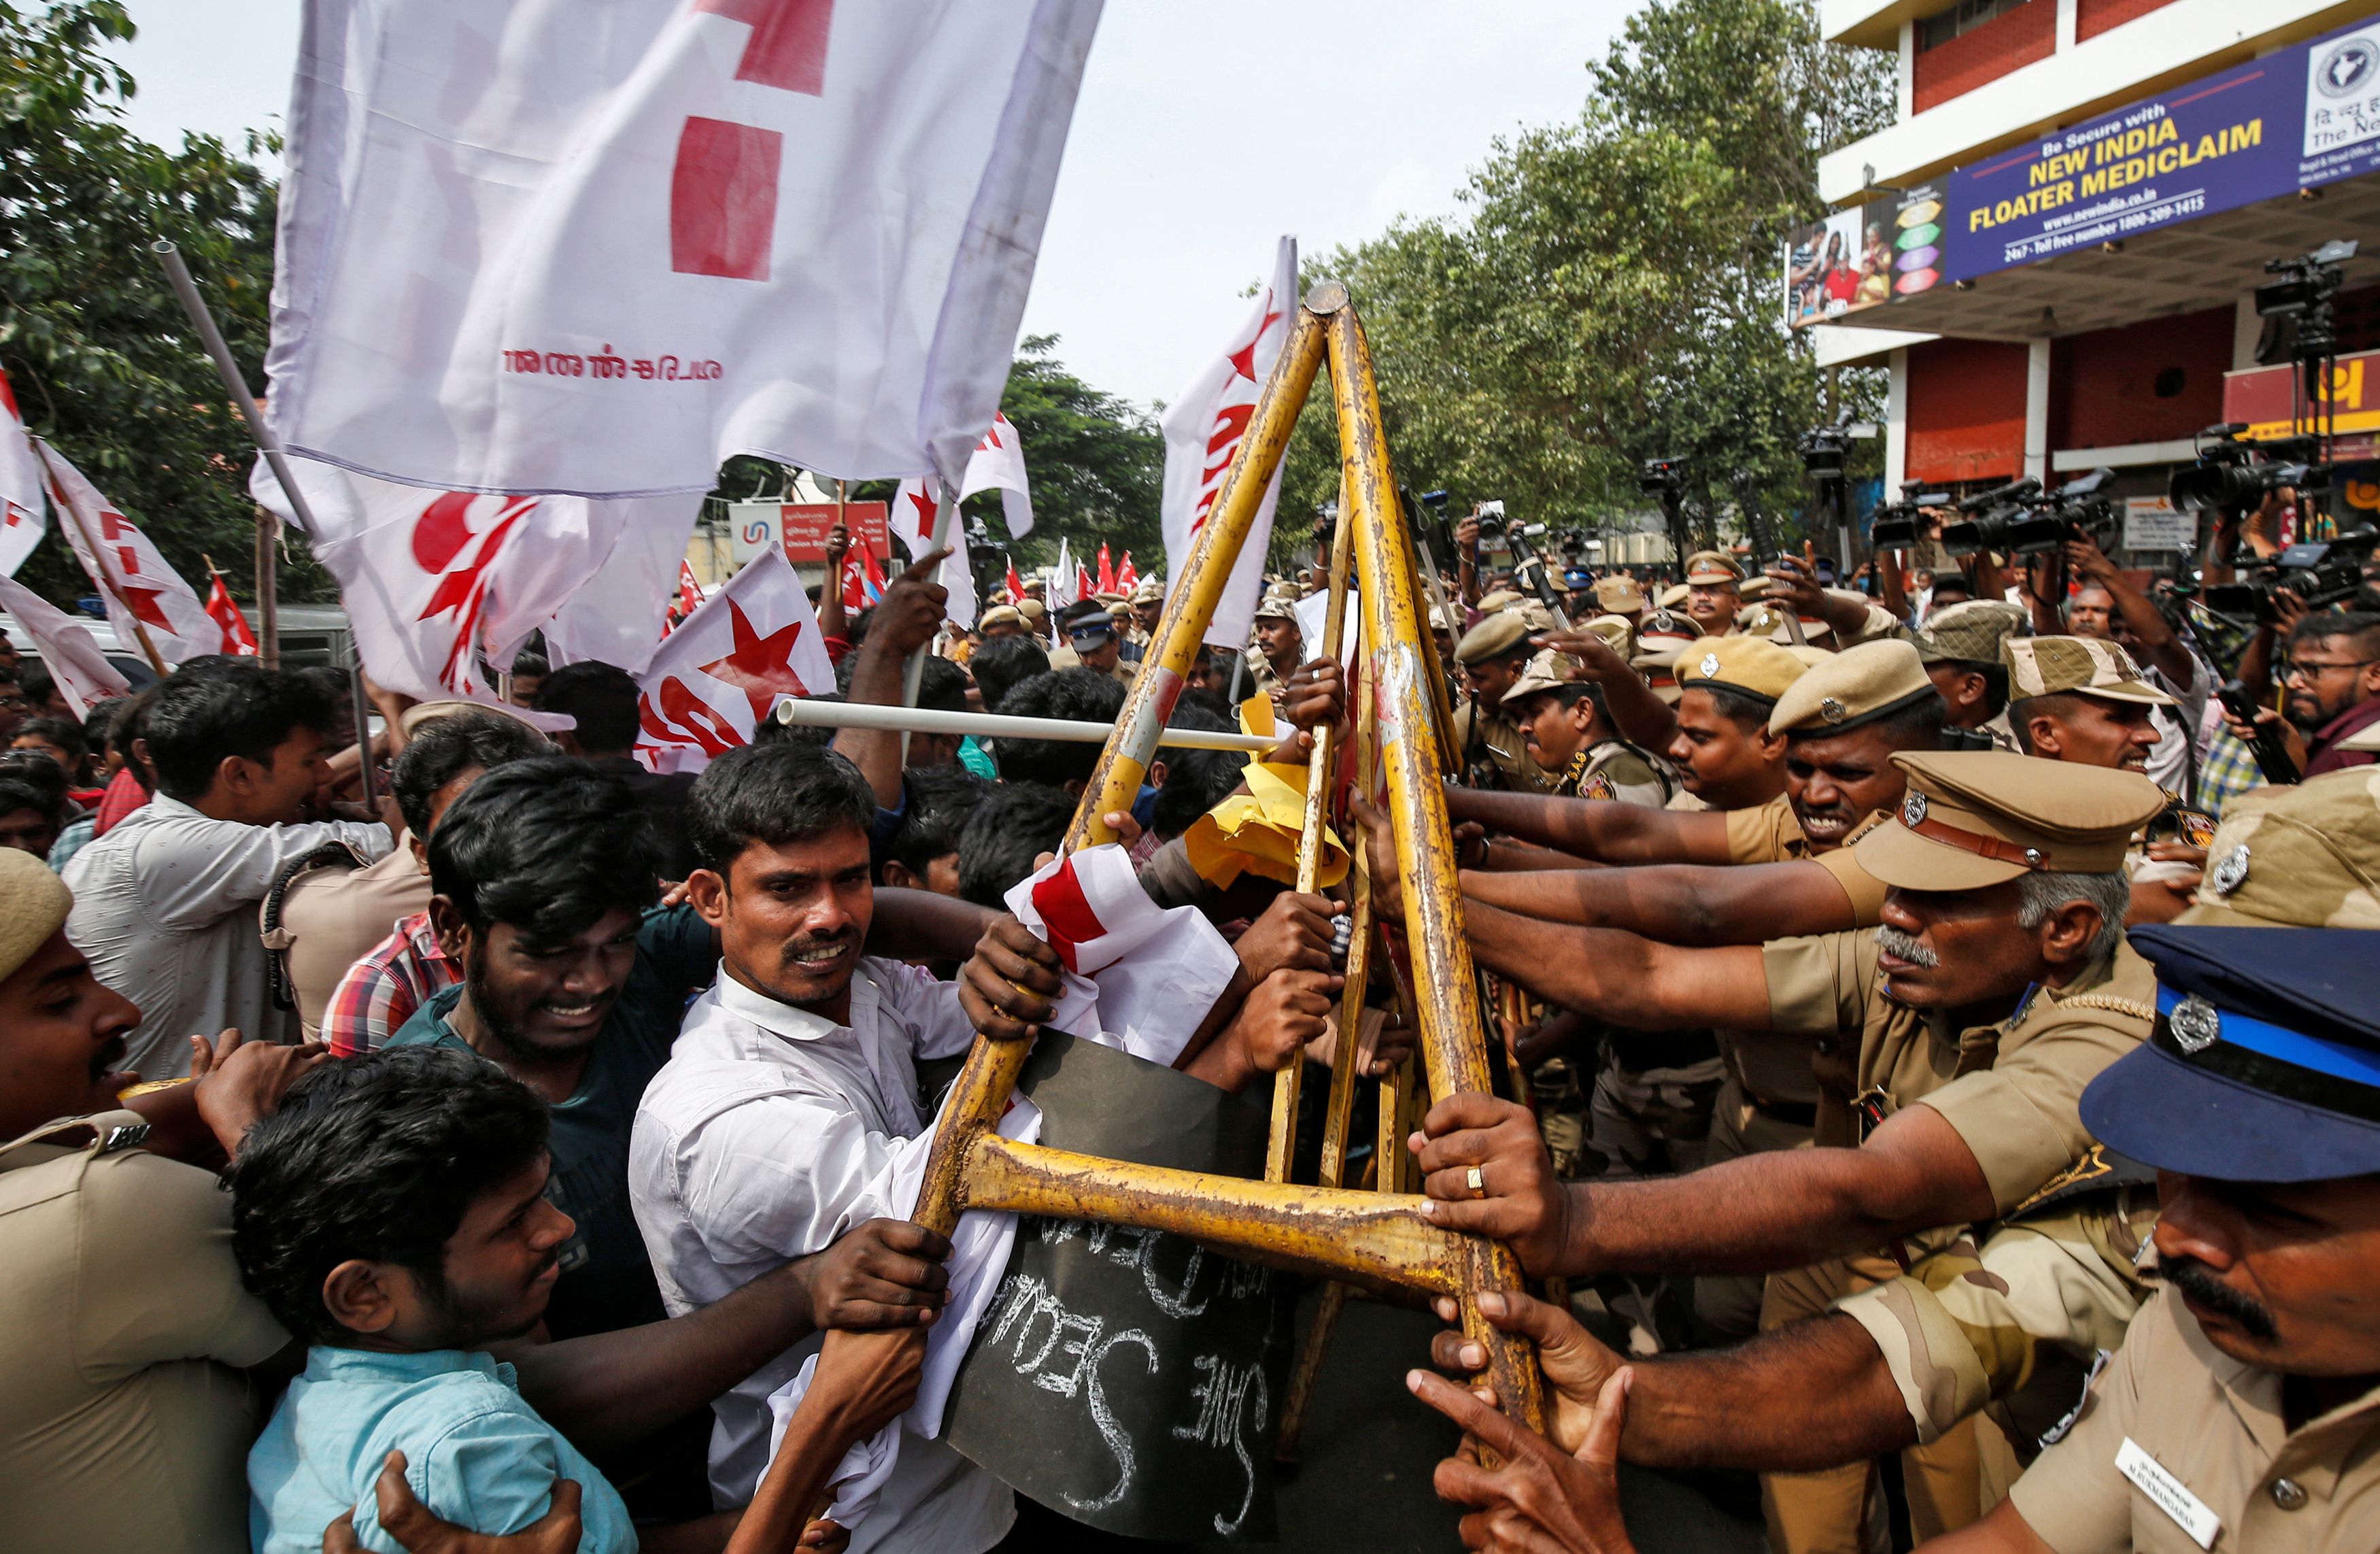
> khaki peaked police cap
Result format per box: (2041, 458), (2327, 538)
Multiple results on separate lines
(0, 847), (71, 985)
(1593, 575), (1646, 613)
(1475, 588), (1524, 613)
(1767, 639), (1933, 737)
(1501, 649), (1584, 705)
(1916, 599), (2028, 666)
(1580, 613), (1636, 656)
(977, 605), (1025, 630)
(1676, 634), (1807, 706)
(1684, 550), (1744, 584)
(1854, 751), (2166, 890)
(2179, 768), (2380, 928)
(2003, 635), (2176, 706)
(1657, 582), (1692, 609)
(1456, 611), (1534, 665)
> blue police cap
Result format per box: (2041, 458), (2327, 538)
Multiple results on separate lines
(2081, 925), (2380, 1182)
(1563, 567), (1595, 588)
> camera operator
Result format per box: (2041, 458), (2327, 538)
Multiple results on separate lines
(2224, 608), (2380, 777)
(2040, 535), (2211, 802)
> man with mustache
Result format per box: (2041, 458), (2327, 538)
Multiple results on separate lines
(1389, 751), (2166, 1547)
(1446, 639), (1939, 873)
(632, 743), (1312, 1553)
(1413, 920), (2380, 1554)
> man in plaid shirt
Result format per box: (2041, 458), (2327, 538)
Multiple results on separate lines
(322, 710), (551, 1057)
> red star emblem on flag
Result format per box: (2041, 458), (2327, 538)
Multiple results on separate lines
(696, 599), (815, 721)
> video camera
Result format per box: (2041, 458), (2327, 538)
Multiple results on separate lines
(2254, 239), (2358, 367)
(1940, 471), (2120, 558)
(2168, 424), (2330, 516)
(1869, 479), (1951, 550)
(2203, 527), (2380, 622)
(1797, 412), (1854, 482)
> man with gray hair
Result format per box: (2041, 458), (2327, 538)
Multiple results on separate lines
(1364, 749), (2167, 1549)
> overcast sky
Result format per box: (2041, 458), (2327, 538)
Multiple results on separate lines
(110, 1), (1641, 410)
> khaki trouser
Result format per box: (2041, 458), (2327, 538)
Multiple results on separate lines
(1690, 1074), (1815, 1339)
(1758, 1255), (2015, 1554)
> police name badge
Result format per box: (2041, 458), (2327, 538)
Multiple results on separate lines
(2115, 1437), (2221, 1549)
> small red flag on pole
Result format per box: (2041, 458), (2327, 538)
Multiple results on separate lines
(201, 557), (260, 657)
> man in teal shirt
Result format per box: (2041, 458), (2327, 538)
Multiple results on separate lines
(386, 758), (717, 1342)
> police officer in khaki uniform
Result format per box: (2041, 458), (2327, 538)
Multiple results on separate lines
(1397, 749), (2168, 1549)
(1499, 649), (1671, 808)
(1246, 586), (1302, 699)
(1593, 573), (1646, 630)
(1914, 599), (2028, 747)
(1053, 597), (1138, 690)
(0, 849), (293, 1554)
(1682, 550), (1745, 638)
(1418, 926), (2380, 1553)
(1450, 612), (1559, 794)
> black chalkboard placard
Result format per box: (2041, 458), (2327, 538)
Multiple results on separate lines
(942, 1031), (1294, 1542)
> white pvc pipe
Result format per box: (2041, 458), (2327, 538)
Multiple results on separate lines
(771, 694), (1274, 752)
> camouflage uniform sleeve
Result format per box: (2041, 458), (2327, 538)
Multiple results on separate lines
(1831, 1190), (2152, 1448)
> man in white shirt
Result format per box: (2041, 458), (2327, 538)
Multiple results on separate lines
(65, 669), (392, 1077)
(632, 744), (1329, 1551)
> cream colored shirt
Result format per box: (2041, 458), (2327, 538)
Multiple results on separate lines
(2010, 1286), (2380, 1551)
(0, 1111), (288, 1554)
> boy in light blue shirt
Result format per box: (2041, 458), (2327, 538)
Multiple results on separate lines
(233, 1045), (643, 1554)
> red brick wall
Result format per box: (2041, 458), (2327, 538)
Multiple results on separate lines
(2047, 307), (2232, 453)
(2077, 0), (2178, 43)
(1906, 337), (2030, 486)
(1914, 0), (2056, 114)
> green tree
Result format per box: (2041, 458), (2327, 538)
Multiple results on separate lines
(978, 333), (1162, 568)
(1278, 0), (1892, 554)
(0, 1), (328, 608)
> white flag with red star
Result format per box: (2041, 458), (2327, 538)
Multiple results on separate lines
(38, 441), (216, 666)
(267, 0), (1100, 498)
(0, 571), (129, 714)
(634, 543), (834, 773)
(0, 367), (45, 577)
(958, 411), (1032, 537)
(1160, 235), (1297, 650)
(254, 456), (698, 700)
(889, 477), (974, 628)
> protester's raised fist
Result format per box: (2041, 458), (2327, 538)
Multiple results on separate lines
(1274, 658), (1349, 749)
(324, 1452), (583, 1554)
(957, 914), (1065, 1041)
(1408, 1362), (1638, 1554)
(823, 522), (852, 562)
(805, 1218), (953, 1330)
(1410, 1093), (1573, 1277)
(1233, 890), (1338, 983)
(870, 549), (952, 658)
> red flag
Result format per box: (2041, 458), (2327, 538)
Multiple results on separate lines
(203, 569), (260, 657)
(1004, 560), (1027, 606)
(1115, 552), (1138, 592)
(1076, 561), (1094, 600)
(1095, 542), (1115, 596)
(840, 545), (887, 613)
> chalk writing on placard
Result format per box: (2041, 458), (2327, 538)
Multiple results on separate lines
(940, 1033), (1291, 1542)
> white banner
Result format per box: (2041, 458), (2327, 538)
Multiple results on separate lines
(38, 441), (216, 666)
(267, 0), (1100, 497)
(1160, 235), (1297, 652)
(254, 456), (699, 700)
(0, 367), (45, 577)
(635, 543), (835, 772)
(959, 410), (1033, 537)
(0, 571), (130, 713)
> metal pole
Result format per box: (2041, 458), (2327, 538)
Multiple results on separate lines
(1328, 299), (1545, 1438)
(349, 656), (375, 807)
(154, 241), (305, 664)
(769, 694), (1275, 751)
(898, 480), (960, 764)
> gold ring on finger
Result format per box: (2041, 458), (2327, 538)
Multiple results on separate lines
(1466, 1165), (1486, 1198)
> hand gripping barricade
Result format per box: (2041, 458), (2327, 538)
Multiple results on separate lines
(907, 284), (1546, 1479)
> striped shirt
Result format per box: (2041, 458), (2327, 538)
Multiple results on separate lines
(321, 910), (458, 1058)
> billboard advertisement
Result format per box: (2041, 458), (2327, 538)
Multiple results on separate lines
(1783, 183), (1946, 327)
(725, 500), (889, 565)
(1785, 13), (2380, 324)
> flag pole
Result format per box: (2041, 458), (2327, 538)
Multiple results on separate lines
(898, 479), (959, 762)
(153, 241), (304, 666)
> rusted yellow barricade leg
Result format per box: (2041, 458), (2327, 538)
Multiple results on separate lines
(1327, 292), (1544, 1435)
(909, 308), (1327, 1240)
(1266, 474), (1360, 1183)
